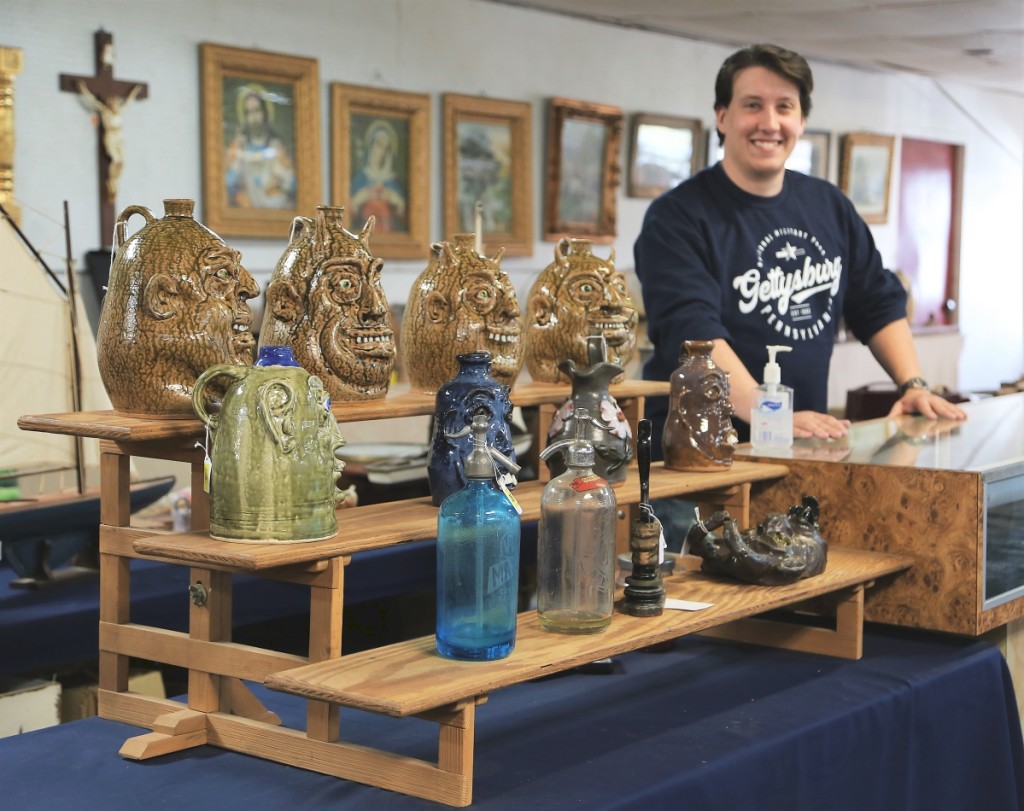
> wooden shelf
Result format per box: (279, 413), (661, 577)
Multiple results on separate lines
(16, 379), (669, 440)
(267, 546), (911, 718)
(129, 461), (788, 570)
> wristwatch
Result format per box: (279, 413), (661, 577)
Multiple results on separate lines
(898, 376), (930, 397)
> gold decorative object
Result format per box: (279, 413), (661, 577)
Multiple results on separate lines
(663, 340), (738, 471)
(0, 46), (23, 224)
(402, 233), (523, 393)
(193, 362), (347, 543)
(96, 198), (258, 417)
(524, 237), (638, 383)
(259, 205), (395, 402)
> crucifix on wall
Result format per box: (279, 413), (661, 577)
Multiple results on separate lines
(59, 29), (148, 249)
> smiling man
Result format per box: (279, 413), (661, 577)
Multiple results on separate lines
(635, 43), (965, 451)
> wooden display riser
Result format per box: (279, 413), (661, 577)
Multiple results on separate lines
(105, 548), (910, 807)
(15, 390), (915, 807)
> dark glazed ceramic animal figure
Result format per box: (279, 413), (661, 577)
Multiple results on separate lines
(685, 496), (828, 586)
(97, 199), (258, 417)
(403, 234), (522, 392)
(663, 340), (738, 471)
(524, 238), (638, 383)
(258, 206), (395, 402)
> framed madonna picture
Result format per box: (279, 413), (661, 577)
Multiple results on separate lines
(200, 43), (321, 238)
(332, 82), (430, 259)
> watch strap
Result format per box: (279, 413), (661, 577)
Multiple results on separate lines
(898, 376), (929, 397)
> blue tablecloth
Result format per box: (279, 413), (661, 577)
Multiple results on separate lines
(1, 626), (1020, 810)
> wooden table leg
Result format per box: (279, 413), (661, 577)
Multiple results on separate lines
(306, 557), (344, 742)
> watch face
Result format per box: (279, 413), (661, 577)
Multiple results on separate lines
(900, 377), (929, 395)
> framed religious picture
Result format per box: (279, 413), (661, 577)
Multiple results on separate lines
(332, 82), (430, 259)
(200, 43), (321, 238)
(443, 93), (532, 256)
(627, 113), (702, 198)
(544, 97), (623, 242)
(788, 129), (832, 180)
(839, 132), (896, 223)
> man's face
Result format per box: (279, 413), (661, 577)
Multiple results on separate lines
(303, 253), (395, 400)
(716, 66), (806, 192)
(183, 246), (258, 370)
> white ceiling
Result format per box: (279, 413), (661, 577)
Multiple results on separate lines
(483, 0), (1024, 96)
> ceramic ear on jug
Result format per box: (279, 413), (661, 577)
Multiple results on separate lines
(192, 363), (348, 543)
(259, 205), (395, 402)
(402, 234), (523, 393)
(524, 237), (639, 384)
(96, 198), (259, 417)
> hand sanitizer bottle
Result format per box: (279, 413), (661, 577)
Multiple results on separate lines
(751, 345), (794, 449)
(436, 414), (522, 661)
(536, 407), (617, 634)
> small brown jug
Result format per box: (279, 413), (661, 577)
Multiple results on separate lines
(663, 340), (738, 472)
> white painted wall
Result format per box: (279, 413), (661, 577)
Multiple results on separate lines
(6, 0), (1023, 400)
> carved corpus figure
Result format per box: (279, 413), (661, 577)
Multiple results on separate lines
(525, 237), (639, 384)
(76, 79), (142, 202)
(96, 198), (258, 416)
(403, 233), (522, 392)
(663, 340), (738, 471)
(685, 496), (829, 586)
(259, 206), (395, 402)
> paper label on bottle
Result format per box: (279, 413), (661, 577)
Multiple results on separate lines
(571, 474), (608, 492)
(499, 480), (523, 514)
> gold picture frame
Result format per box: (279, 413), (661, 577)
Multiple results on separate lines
(331, 82), (430, 259)
(443, 93), (533, 256)
(544, 97), (623, 242)
(627, 113), (702, 199)
(839, 132), (895, 224)
(200, 43), (321, 238)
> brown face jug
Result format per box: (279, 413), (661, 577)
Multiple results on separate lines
(97, 198), (259, 417)
(192, 363), (347, 543)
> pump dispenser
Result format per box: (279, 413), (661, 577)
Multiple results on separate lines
(436, 414), (522, 661)
(537, 407), (617, 634)
(751, 345), (794, 448)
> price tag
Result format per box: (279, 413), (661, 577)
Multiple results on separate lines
(494, 461), (522, 514)
(196, 425), (212, 493)
(663, 598), (713, 611)
(499, 480), (523, 515)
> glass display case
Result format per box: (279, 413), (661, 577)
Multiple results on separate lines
(738, 392), (1024, 635)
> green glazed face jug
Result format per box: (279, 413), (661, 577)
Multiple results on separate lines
(192, 363), (347, 542)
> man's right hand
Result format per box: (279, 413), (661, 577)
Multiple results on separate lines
(794, 411), (850, 439)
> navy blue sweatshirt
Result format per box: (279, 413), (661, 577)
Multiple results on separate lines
(635, 163), (907, 448)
